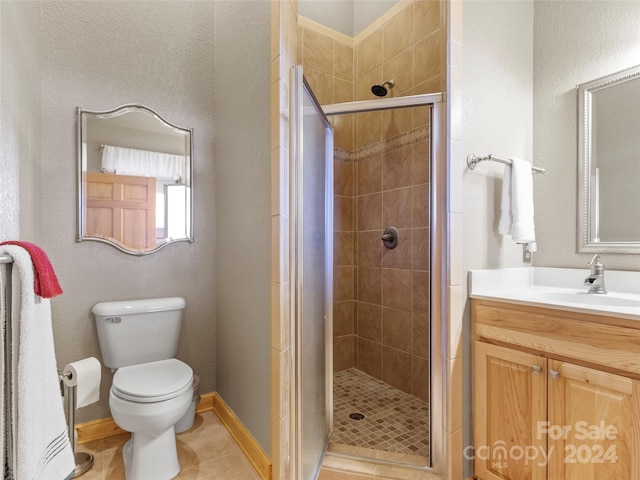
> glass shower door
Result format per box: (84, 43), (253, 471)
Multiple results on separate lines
(290, 65), (333, 480)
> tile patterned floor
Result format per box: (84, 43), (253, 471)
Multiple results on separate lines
(76, 411), (260, 480)
(331, 369), (430, 460)
(76, 378), (432, 480)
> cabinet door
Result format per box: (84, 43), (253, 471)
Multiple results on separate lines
(474, 342), (547, 480)
(548, 360), (640, 480)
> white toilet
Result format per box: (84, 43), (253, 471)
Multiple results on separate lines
(92, 297), (193, 480)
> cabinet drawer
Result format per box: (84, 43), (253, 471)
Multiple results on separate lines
(473, 301), (640, 377)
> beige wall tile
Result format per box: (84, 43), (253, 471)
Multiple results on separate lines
(448, 429), (464, 480)
(356, 110), (383, 148)
(356, 266), (382, 304)
(356, 67), (383, 101)
(334, 335), (356, 371)
(383, 145), (413, 190)
(383, 105), (414, 139)
(446, 358), (462, 432)
(334, 77), (354, 104)
(334, 195), (354, 231)
(357, 231), (383, 267)
(382, 228), (412, 270)
(270, 347), (290, 421)
(382, 346), (412, 394)
(356, 301), (382, 342)
(412, 227), (429, 271)
(383, 47), (413, 96)
(383, 187), (413, 228)
(448, 285), (463, 359)
(356, 337), (383, 379)
(303, 27), (333, 74)
(383, 4), (414, 60)
(357, 193), (383, 231)
(334, 114), (354, 151)
(334, 266), (355, 302)
(382, 268), (413, 311)
(304, 67), (334, 105)
(414, 30), (441, 86)
(382, 307), (412, 352)
(412, 312), (430, 358)
(413, 75), (442, 96)
(334, 41), (354, 82)
(412, 184), (429, 227)
(334, 300), (355, 336)
(356, 155), (383, 196)
(412, 270), (429, 314)
(357, 29), (383, 78)
(412, 355), (430, 402)
(271, 282), (290, 351)
(334, 231), (354, 266)
(412, 140), (430, 184)
(414, 0), (440, 41)
(334, 159), (354, 197)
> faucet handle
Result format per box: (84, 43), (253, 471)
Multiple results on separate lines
(587, 254), (601, 266)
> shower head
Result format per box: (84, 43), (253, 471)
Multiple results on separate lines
(371, 79), (395, 97)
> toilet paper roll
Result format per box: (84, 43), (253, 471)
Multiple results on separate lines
(62, 357), (102, 408)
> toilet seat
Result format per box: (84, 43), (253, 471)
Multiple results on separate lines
(112, 358), (193, 403)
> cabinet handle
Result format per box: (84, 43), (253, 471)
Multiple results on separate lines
(549, 369), (560, 380)
(532, 365), (542, 375)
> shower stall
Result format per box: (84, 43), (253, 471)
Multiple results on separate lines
(290, 65), (445, 478)
(324, 94), (442, 471)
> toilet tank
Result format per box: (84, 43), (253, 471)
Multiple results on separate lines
(92, 297), (186, 369)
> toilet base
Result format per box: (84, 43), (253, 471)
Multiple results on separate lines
(122, 427), (180, 480)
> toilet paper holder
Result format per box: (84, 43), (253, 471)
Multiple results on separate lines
(60, 370), (94, 478)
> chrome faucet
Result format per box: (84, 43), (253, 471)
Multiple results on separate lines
(584, 254), (607, 294)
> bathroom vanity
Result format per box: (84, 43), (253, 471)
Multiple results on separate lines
(469, 268), (640, 480)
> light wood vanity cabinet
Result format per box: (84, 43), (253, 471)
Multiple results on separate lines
(472, 299), (640, 480)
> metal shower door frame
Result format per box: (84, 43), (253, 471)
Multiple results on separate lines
(322, 92), (446, 475)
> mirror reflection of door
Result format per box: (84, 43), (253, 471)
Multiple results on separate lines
(78, 105), (193, 255)
(85, 172), (156, 250)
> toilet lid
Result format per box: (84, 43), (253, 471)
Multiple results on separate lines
(112, 359), (193, 402)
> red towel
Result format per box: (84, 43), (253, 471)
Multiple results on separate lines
(0, 241), (63, 298)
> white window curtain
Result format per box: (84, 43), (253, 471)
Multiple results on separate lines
(102, 144), (186, 181)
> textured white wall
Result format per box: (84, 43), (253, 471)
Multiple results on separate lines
(462, 0), (533, 273)
(0, 1), (40, 241)
(461, 1), (534, 476)
(34, 1), (217, 423)
(213, 0), (272, 454)
(533, 0), (640, 270)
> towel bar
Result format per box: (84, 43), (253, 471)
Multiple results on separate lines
(467, 153), (546, 174)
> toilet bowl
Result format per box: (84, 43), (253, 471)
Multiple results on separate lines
(92, 297), (191, 480)
(110, 359), (193, 480)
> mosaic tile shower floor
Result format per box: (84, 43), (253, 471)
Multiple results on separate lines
(330, 368), (430, 463)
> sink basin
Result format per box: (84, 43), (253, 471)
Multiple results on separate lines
(523, 291), (640, 308)
(469, 267), (640, 321)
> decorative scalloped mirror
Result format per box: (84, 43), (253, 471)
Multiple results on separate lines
(577, 65), (640, 254)
(77, 104), (193, 255)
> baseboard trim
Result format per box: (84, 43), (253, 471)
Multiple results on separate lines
(76, 417), (126, 445)
(75, 391), (272, 480)
(212, 392), (272, 480)
(75, 392), (218, 444)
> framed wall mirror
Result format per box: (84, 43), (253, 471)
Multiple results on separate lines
(77, 104), (193, 255)
(577, 64), (640, 254)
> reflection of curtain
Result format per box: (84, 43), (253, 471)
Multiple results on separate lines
(102, 144), (185, 181)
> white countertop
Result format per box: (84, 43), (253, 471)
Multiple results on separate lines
(469, 267), (640, 321)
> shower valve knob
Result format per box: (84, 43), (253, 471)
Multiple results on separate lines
(381, 227), (399, 249)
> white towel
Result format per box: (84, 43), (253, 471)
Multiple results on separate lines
(498, 158), (537, 251)
(0, 245), (74, 480)
(498, 162), (512, 235)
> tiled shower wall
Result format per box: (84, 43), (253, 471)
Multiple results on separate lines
(299, 0), (442, 401)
